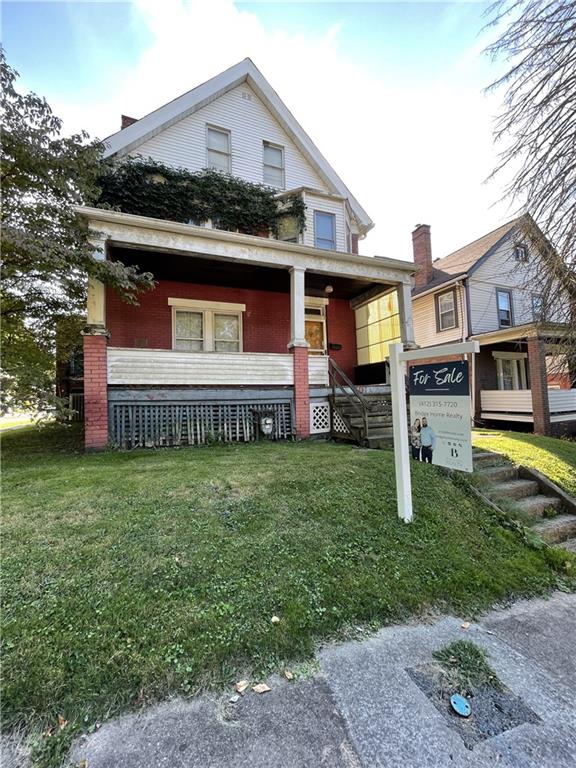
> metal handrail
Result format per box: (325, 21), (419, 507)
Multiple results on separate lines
(328, 358), (369, 439)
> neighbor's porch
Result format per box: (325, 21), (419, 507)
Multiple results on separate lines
(472, 324), (575, 435)
(79, 207), (415, 449)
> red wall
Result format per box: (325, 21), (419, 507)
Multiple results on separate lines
(106, 280), (358, 380)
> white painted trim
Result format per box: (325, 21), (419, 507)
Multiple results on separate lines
(492, 351), (527, 360)
(75, 206), (415, 280)
(398, 341), (479, 362)
(168, 297), (246, 312)
(289, 266), (307, 348)
(305, 296), (329, 307)
(481, 412), (534, 423)
(101, 58), (374, 233)
(171, 305), (244, 353)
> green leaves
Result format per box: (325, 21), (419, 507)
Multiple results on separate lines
(95, 159), (307, 238)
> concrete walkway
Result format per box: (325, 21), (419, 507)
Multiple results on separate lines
(67, 592), (576, 768)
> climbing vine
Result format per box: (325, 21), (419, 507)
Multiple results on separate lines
(94, 158), (306, 238)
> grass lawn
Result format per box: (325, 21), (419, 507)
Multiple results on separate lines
(473, 428), (576, 497)
(2, 426), (573, 764)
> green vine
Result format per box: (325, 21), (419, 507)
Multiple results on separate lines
(94, 158), (306, 238)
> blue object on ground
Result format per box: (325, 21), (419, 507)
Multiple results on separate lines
(450, 693), (471, 717)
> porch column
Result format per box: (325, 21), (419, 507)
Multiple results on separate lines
(288, 267), (310, 438)
(84, 237), (109, 451)
(527, 336), (551, 435)
(397, 281), (417, 349)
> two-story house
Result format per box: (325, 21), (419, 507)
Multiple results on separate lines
(77, 59), (416, 450)
(410, 218), (575, 435)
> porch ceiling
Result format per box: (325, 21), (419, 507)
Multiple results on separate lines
(110, 245), (389, 301)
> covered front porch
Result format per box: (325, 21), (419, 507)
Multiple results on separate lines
(472, 323), (575, 435)
(79, 207), (415, 449)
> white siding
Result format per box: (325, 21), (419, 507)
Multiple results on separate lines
(412, 284), (466, 348)
(129, 84), (328, 193)
(303, 192), (347, 252)
(108, 348), (329, 386)
(468, 239), (566, 334)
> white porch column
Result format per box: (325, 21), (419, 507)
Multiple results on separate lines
(397, 281), (416, 349)
(289, 266), (308, 349)
(86, 236), (107, 331)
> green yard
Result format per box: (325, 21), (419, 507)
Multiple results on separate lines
(473, 428), (576, 497)
(2, 426), (573, 763)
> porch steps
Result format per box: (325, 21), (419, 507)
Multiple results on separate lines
(330, 393), (393, 449)
(474, 451), (576, 551)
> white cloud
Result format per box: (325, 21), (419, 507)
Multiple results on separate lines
(51, 0), (514, 262)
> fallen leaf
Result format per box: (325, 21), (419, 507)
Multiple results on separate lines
(234, 680), (249, 693)
(271, 615), (280, 624)
(252, 683), (271, 694)
(58, 715), (68, 730)
(461, 621), (470, 630)
(283, 670), (294, 681)
(229, 694), (240, 704)
(77, 761), (88, 768)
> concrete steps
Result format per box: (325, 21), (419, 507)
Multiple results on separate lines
(475, 450), (576, 551)
(532, 515), (576, 545)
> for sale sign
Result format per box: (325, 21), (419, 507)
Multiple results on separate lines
(408, 360), (473, 473)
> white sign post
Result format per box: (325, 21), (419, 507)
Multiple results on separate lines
(389, 341), (480, 523)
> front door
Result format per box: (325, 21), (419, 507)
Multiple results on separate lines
(305, 319), (325, 354)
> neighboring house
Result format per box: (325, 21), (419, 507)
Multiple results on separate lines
(76, 59), (416, 450)
(410, 218), (575, 435)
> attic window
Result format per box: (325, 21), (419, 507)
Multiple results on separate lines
(263, 142), (284, 188)
(206, 126), (231, 173)
(514, 243), (528, 261)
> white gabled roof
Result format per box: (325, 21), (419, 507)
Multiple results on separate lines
(102, 58), (374, 235)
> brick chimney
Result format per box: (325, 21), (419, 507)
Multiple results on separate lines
(121, 115), (138, 130)
(412, 223), (433, 289)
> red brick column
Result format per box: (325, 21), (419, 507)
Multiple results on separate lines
(83, 332), (109, 450)
(291, 345), (310, 438)
(527, 336), (551, 435)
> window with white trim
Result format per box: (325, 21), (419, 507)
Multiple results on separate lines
(206, 126), (231, 172)
(493, 352), (527, 391)
(170, 299), (244, 352)
(435, 289), (457, 331)
(514, 243), (528, 261)
(263, 142), (284, 188)
(497, 289), (513, 327)
(314, 211), (336, 250)
(532, 294), (544, 321)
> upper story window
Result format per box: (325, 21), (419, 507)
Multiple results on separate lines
(206, 126), (231, 172)
(497, 289), (513, 327)
(532, 294), (544, 321)
(170, 298), (244, 353)
(435, 288), (458, 331)
(263, 142), (284, 188)
(314, 211), (336, 250)
(514, 243), (528, 262)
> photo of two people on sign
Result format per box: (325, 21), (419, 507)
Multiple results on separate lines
(410, 417), (436, 463)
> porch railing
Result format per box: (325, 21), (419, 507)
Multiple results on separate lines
(328, 357), (369, 440)
(481, 388), (576, 423)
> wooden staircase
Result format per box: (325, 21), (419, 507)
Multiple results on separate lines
(328, 359), (393, 449)
(474, 450), (576, 551)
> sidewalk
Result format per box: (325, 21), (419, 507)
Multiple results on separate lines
(68, 591), (576, 768)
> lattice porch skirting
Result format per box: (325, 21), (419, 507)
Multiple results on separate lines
(109, 399), (293, 448)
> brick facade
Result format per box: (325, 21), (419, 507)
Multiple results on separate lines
(106, 279), (358, 379)
(291, 345), (310, 438)
(83, 333), (108, 450)
(527, 336), (551, 435)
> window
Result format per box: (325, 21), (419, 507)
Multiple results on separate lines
(263, 142), (284, 188)
(497, 289), (513, 327)
(206, 126), (231, 172)
(532, 294), (544, 321)
(493, 352), (527, 390)
(355, 291), (401, 365)
(169, 299), (244, 352)
(277, 215), (299, 243)
(435, 289), (458, 331)
(314, 211), (336, 250)
(514, 243), (528, 261)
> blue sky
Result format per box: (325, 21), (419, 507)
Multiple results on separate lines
(2, 1), (511, 260)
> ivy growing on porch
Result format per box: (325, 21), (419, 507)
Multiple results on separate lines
(94, 159), (307, 238)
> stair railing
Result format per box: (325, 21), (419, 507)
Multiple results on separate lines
(328, 358), (369, 440)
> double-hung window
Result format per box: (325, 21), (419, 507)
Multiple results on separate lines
(170, 299), (244, 353)
(497, 289), (513, 327)
(263, 142), (284, 188)
(314, 211), (336, 250)
(435, 289), (457, 331)
(206, 126), (231, 172)
(532, 294), (544, 321)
